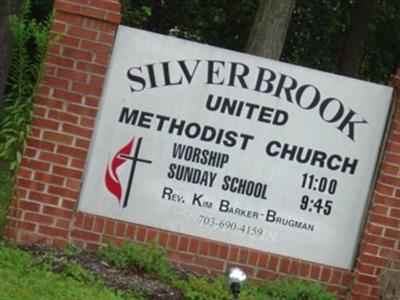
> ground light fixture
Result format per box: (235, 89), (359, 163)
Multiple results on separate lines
(228, 267), (247, 300)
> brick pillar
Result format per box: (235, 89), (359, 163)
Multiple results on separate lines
(350, 68), (400, 300)
(4, 0), (121, 247)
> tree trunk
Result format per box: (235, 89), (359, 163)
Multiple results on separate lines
(338, 0), (377, 78)
(244, 0), (296, 60)
(0, 0), (21, 120)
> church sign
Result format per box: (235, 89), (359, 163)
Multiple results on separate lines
(78, 26), (392, 269)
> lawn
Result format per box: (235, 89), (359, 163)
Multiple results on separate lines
(0, 163), (336, 300)
(0, 243), (143, 300)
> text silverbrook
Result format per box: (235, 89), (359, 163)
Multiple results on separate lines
(127, 59), (368, 141)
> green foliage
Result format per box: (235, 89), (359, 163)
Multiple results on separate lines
(0, 239), (334, 300)
(174, 275), (231, 300)
(244, 278), (336, 300)
(99, 240), (336, 300)
(282, 0), (352, 73)
(99, 240), (171, 277)
(0, 162), (13, 238)
(62, 244), (84, 258)
(121, 0), (257, 49)
(173, 274), (336, 300)
(64, 262), (97, 285)
(122, 0), (398, 83)
(282, 0), (399, 83)
(0, 0), (53, 171)
(0, 242), (143, 300)
(121, 0), (152, 28)
(117, 290), (147, 300)
(359, 0), (400, 83)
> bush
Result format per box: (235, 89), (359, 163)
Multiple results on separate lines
(99, 240), (171, 277)
(245, 278), (336, 300)
(99, 240), (336, 299)
(0, 0), (53, 171)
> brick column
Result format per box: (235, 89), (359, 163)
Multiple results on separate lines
(350, 68), (400, 300)
(4, 0), (121, 247)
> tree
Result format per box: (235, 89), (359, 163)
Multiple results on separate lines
(282, 0), (399, 83)
(0, 0), (21, 120)
(338, 0), (377, 78)
(121, 0), (257, 51)
(244, 0), (296, 60)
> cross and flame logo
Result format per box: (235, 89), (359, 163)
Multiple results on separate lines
(104, 137), (152, 208)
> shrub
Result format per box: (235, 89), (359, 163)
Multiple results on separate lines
(0, 0), (53, 171)
(99, 240), (171, 277)
(99, 240), (336, 299)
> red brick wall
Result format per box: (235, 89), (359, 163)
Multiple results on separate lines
(4, 1), (399, 299)
(350, 70), (400, 300)
(4, 0), (121, 246)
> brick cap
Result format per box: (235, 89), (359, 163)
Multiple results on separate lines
(54, 0), (121, 24)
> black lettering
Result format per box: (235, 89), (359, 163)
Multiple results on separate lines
(162, 187), (173, 200)
(244, 102), (260, 119)
(185, 122), (201, 138)
(146, 63), (158, 88)
(119, 107), (139, 124)
(222, 176), (230, 191)
(172, 143), (185, 159)
(266, 141), (281, 156)
(154, 114), (170, 131)
(342, 158), (358, 175)
(239, 134), (254, 150)
(337, 109), (368, 141)
(281, 143), (297, 161)
(228, 62), (249, 89)
(319, 98), (344, 123)
(162, 61), (183, 86)
(205, 94), (221, 111)
(254, 67), (276, 93)
(178, 60), (201, 84)
(167, 163), (176, 178)
(223, 131), (237, 148)
(327, 154), (342, 171)
(272, 109), (289, 126)
(200, 125), (217, 142)
(193, 193), (204, 207)
(266, 210), (276, 222)
(295, 84), (320, 109)
(127, 67), (145, 92)
(137, 111), (154, 128)
(168, 119), (185, 135)
(219, 199), (230, 212)
(274, 74), (297, 103)
(206, 60), (225, 85)
(310, 151), (327, 168)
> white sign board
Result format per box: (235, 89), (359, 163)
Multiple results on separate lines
(79, 26), (392, 269)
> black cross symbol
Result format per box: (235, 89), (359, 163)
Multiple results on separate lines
(119, 137), (152, 208)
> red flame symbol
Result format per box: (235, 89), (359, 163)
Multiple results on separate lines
(105, 139), (134, 202)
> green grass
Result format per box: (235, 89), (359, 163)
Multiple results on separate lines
(0, 162), (13, 238)
(0, 165), (335, 300)
(0, 243), (143, 300)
